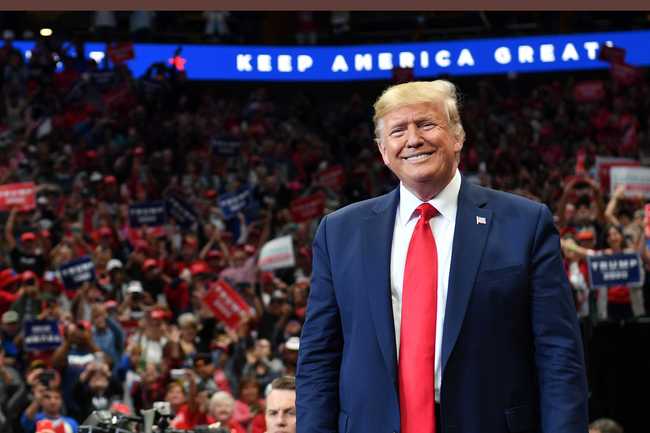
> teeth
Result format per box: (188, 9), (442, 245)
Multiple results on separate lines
(404, 153), (432, 160)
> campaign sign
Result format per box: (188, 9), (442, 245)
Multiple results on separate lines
(587, 253), (642, 289)
(317, 165), (345, 191)
(203, 280), (252, 330)
(610, 166), (650, 199)
(573, 80), (605, 102)
(211, 137), (241, 157)
(595, 156), (639, 192)
(24, 320), (62, 352)
(107, 42), (135, 64)
(218, 187), (251, 219)
(0, 182), (36, 211)
(258, 235), (295, 271)
(290, 193), (325, 223)
(166, 194), (198, 228)
(128, 201), (167, 227)
(59, 256), (96, 289)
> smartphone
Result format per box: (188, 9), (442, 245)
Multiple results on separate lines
(39, 370), (56, 385)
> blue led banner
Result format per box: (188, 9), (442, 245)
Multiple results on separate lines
(12, 30), (650, 81)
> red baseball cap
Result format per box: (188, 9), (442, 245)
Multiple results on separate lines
(134, 239), (150, 251)
(206, 249), (222, 259)
(133, 146), (145, 156)
(20, 232), (37, 242)
(260, 272), (274, 284)
(143, 258), (158, 270)
(21, 270), (37, 283)
(150, 308), (168, 320)
(190, 261), (209, 276)
(104, 175), (117, 184)
(98, 227), (112, 237)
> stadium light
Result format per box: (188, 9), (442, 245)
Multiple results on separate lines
(40, 28), (53, 37)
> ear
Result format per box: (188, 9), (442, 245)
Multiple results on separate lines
(376, 138), (391, 166)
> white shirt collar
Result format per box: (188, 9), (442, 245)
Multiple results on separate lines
(398, 169), (461, 226)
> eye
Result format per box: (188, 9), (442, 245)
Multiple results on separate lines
(420, 122), (436, 130)
(389, 127), (405, 137)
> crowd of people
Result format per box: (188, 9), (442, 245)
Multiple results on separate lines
(0, 30), (648, 433)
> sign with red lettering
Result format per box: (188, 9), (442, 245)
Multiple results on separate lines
(0, 182), (36, 211)
(107, 42), (135, 65)
(258, 235), (295, 271)
(573, 81), (605, 102)
(317, 165), (345, 191)
(290, 193), (325, 223)
(202, 280), (251, 330)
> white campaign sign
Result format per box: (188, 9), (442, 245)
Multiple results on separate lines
(258, 235), (295, 271)
(610, 166), (650, 198)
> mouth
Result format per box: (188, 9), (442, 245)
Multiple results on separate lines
(401, 151), (434, 162)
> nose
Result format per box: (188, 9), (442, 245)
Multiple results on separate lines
(405, 123), (423, 148)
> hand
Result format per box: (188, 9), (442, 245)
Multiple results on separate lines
(34, 384), (47, 406)
(613, 184), (626, 199)
(245, 349), (257, 365)
(168, 325), (181, 344)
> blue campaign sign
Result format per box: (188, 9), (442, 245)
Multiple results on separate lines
(24, 320), (62, 352)
(10, 30), (650, 81)
(587, 252), (643, 289)
(211, 137), (241, 157)
(128, 200), (167, 227)
(166, 194), (199, 228)
(218, 187), (251, 219)
(59, 256), (96, 289)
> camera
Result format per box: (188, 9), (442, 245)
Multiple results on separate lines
(79, 402), (231, 433)
(39, 370), (56, 385)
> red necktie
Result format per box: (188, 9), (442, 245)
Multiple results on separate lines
(399, 203), (438, 433)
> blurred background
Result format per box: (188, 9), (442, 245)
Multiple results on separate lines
(0, 11), (649, 433)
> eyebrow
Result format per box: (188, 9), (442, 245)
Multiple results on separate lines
(387, 116), (438, 130)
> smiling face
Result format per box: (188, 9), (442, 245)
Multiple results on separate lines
(377, 101), (462, 200)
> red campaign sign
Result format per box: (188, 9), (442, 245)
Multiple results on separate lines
(290, 193), (325, 223)
(573, 81), (605, 103)
(317, 165), (345, 191)
(611, 63), (641, 86)
(202, 280), (251, 330)
(0, 182), (36, 212)
(598, 45), (626, 64)
(107, 42), (135, 64)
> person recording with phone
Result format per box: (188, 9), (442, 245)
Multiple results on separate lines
(20, 387), (78, 433)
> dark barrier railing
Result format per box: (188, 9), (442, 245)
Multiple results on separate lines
(582, 317), (650, 433)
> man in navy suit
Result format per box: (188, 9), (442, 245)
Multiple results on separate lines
(297, 80), (588, 433)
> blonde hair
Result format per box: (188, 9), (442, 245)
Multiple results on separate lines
(373, 80), (465, 144)
(209, 391), (235, 414)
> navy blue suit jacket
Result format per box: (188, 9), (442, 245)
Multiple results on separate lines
(297, 178), (588, 433)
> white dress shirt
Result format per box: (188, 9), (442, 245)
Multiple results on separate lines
(390, 169), (461, 402)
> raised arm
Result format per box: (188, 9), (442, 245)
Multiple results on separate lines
(4, 207), (18, 250)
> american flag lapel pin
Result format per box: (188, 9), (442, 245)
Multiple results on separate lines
(476, 216), (486, 225)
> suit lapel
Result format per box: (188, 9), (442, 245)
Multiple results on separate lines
(441, 179), (491, 377)
(362, 188), (399, 386)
